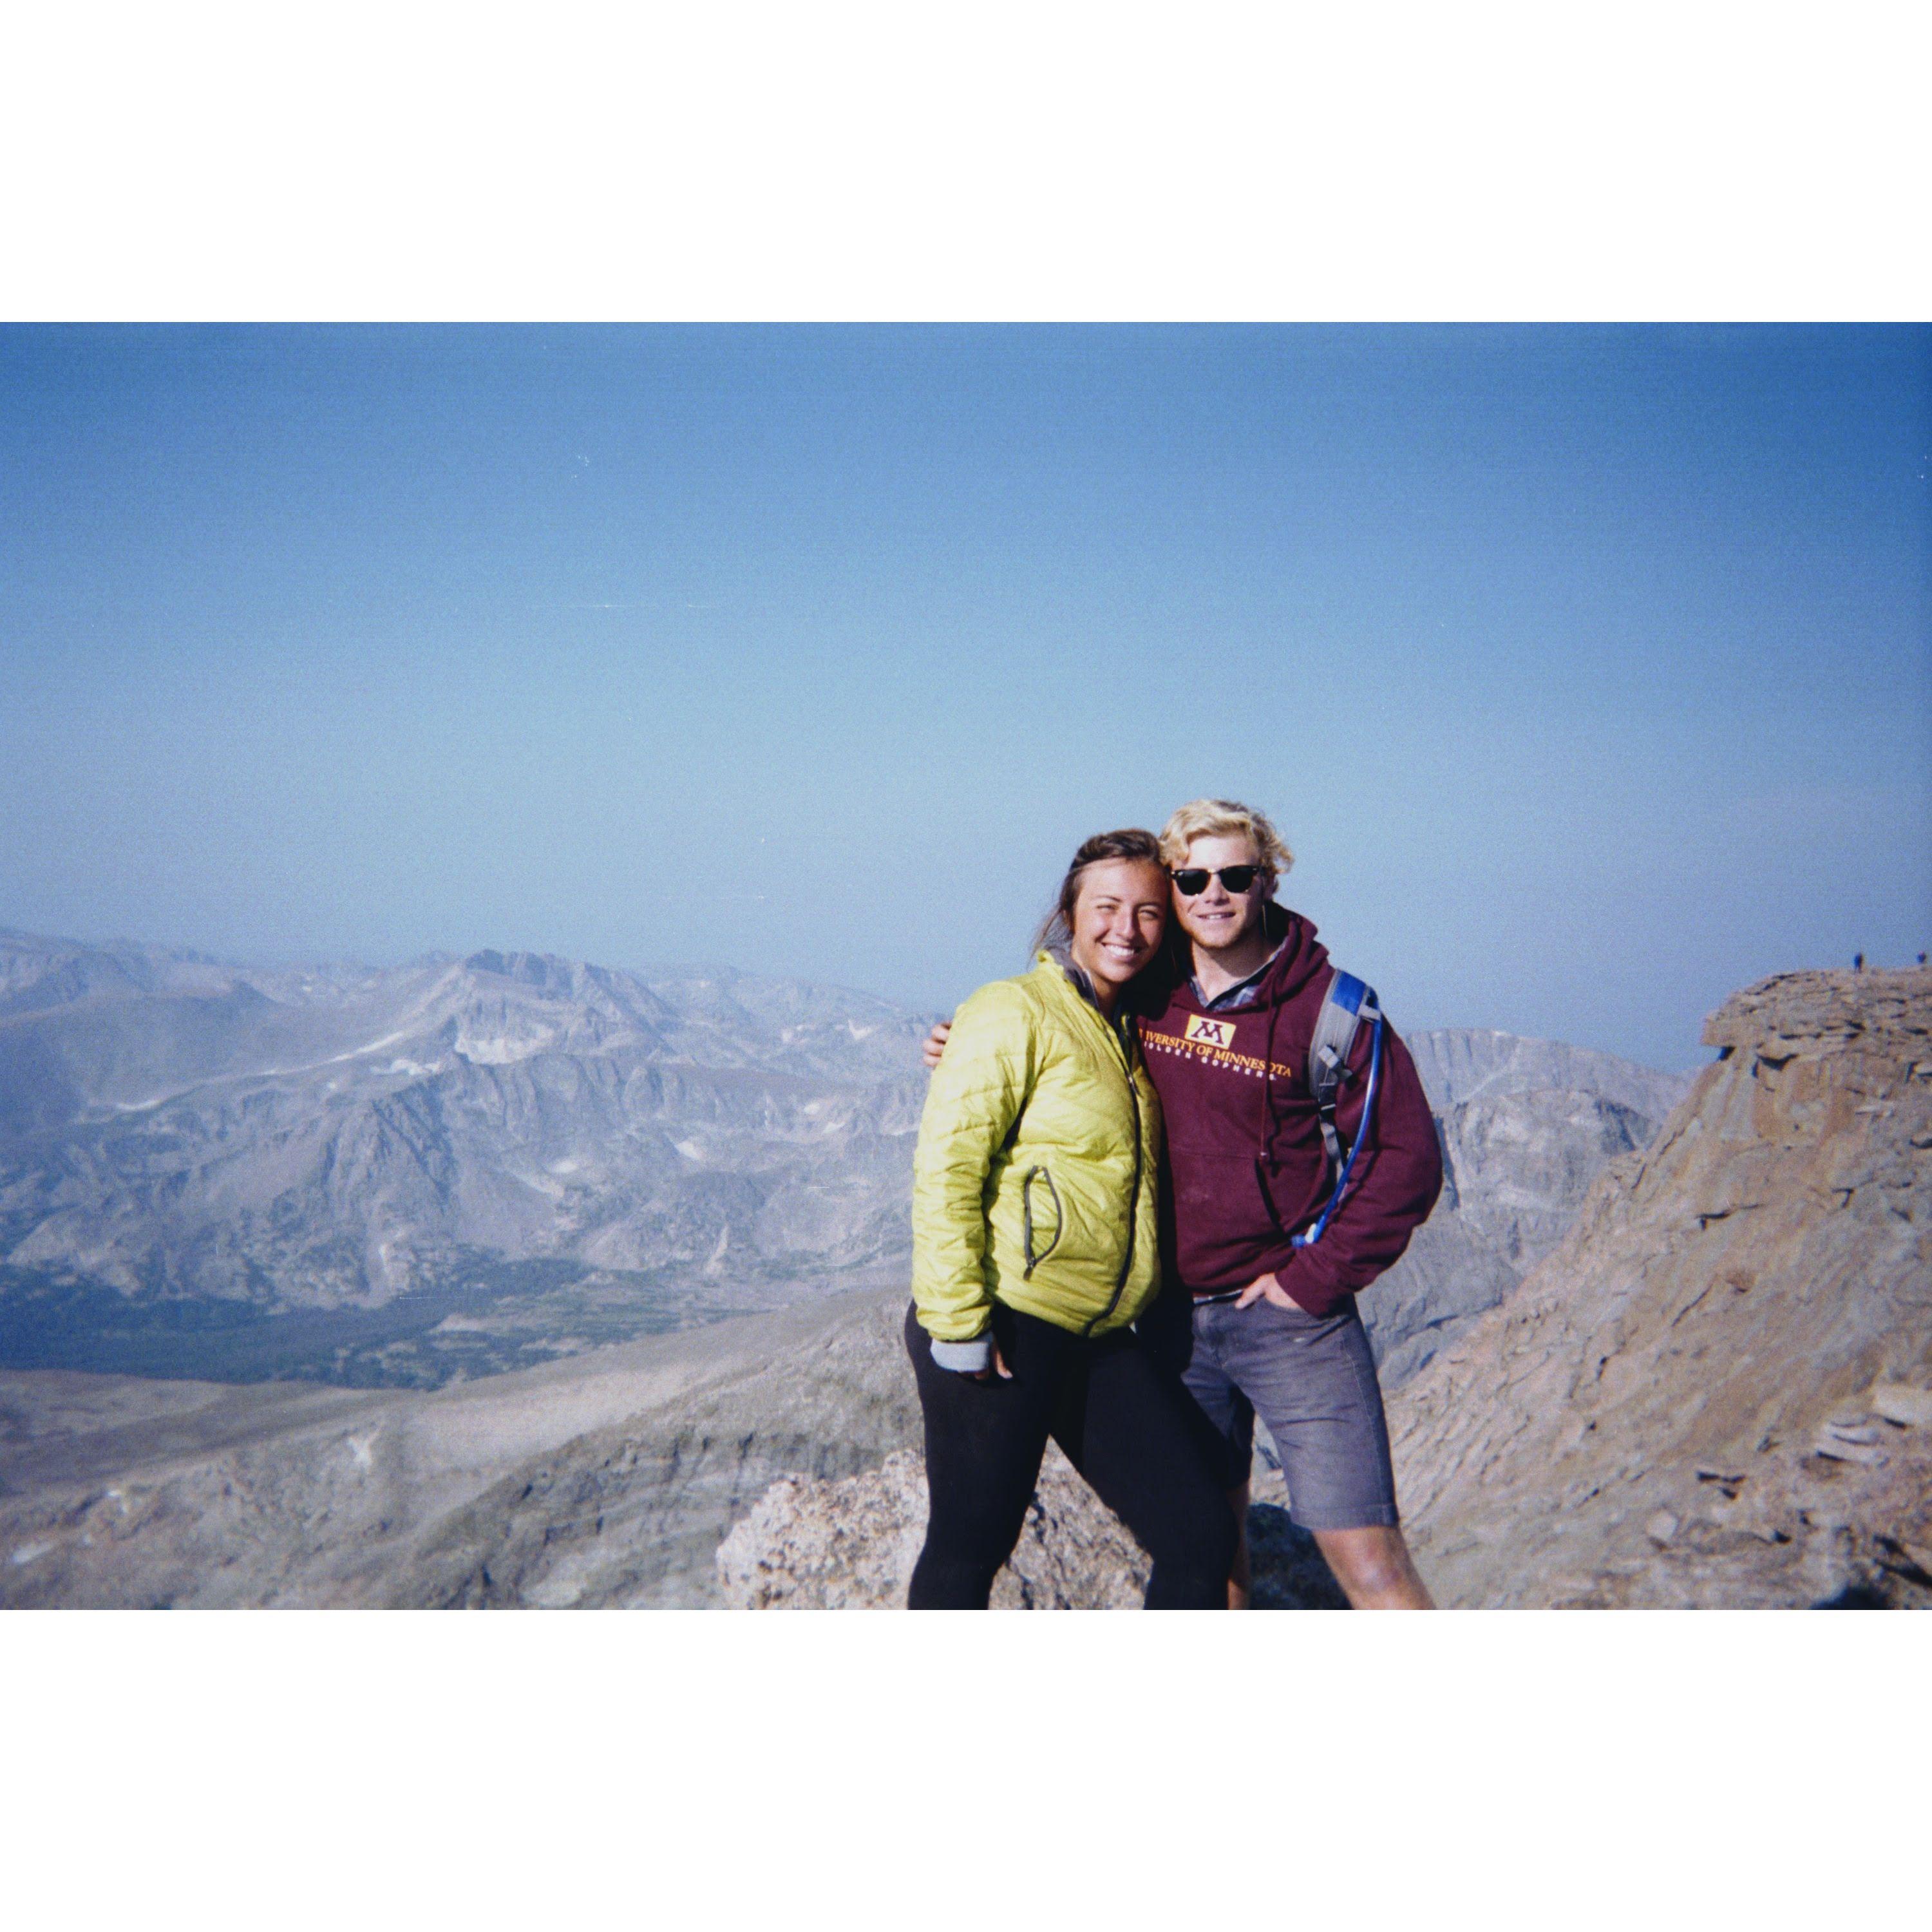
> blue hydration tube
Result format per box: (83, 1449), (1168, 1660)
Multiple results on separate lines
(1291, 1009), (1383, 1248)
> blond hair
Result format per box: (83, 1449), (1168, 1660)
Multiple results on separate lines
(1157, 799), (1294, 886)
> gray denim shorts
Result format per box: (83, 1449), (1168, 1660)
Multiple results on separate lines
(1180, 1296), (1399, 1531)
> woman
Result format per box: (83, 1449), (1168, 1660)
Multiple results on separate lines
(905, 828), (1236, 1609)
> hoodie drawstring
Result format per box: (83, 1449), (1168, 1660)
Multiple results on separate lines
(1257, 907), (1293, 1160)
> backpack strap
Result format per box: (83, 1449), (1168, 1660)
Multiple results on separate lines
(1294, 970), (1387, 1249)
(1306, 970), (1378, 1173)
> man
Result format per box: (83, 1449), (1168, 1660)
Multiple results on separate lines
(927, 798), (1442, 1607)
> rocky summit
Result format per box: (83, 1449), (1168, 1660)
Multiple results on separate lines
(714, 1446), (1349, 1610)
(1391, 968), (1932, 1608)
(1367, 1029), (1689, 1385)
(717, 1446), (1153, 1609)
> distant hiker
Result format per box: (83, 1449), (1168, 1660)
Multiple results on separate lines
(905, 829), (1235, 1609)
(927, 800), (1444, 1609)
(1855, 952), (1865, 971)
(1919, 952), (1927, 967)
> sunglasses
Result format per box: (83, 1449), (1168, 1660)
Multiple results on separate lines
(1170, 865), (1261, 896)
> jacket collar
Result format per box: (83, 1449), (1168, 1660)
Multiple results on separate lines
(1037, 952), (1135, 1048)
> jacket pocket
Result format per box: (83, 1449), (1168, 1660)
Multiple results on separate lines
(1020, 1164), (1064, 1278)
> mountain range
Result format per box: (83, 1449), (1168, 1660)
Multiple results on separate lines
(0, 929), (930, 1383)
(0, 926), (1687, 1392)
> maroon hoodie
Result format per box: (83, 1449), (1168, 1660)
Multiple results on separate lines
(1135, 907), (1443, 1318)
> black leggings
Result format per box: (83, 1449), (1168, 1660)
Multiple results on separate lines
(904, 1301), (1236, 1609)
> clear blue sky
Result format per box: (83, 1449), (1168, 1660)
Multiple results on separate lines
(3, 325), (1927, 1068)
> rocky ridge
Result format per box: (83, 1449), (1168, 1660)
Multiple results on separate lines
(1367, 1028), (1689, 1384)
(1390, 968), (1932, 1607)
(717, 1447), (1151, 1609)
(714, 1446), (1349, 1610)
(0, 1275), (1352, 1609)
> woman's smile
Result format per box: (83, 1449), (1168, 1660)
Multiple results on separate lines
(1065, 857), (1168, 1005)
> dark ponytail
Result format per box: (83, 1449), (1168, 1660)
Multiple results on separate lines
(1030, 828), (1164, 959)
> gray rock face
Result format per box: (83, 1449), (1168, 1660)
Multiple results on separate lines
(714, 1445), (1352, 1610)
(0, 1285), (926, 1607)
(716, 1446), (1152, 1609)
(1363, 1030), (1692, 1386)
(1390, 968), (1932, 1609)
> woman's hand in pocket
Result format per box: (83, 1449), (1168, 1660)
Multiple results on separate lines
(974, 1341), (1014, 1381)
(1234, 1272), (1299, 1312)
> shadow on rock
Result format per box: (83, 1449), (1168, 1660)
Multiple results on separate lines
(1247, 1503), (1352, 1609)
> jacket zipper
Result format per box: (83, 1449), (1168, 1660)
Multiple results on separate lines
(1081, 1009), (1142, 1338)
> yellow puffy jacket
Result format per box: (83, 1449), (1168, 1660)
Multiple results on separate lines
(911, 955), (1163, 1354)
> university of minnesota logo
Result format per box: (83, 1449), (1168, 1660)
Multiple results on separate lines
(1184, 1014), (1236, 1050)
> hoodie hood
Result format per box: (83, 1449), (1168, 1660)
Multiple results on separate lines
(1238, 902), (1332, 1012)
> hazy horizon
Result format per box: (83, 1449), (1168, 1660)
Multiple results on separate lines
(5, 324), (1927, 1070)
(11, 909), (1929, 1082)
